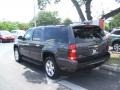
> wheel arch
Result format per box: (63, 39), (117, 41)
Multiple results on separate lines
(112, 39), (120, 46)
(42, 51), (56, 62)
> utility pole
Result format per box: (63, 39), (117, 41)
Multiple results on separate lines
(33, 0), (37, 27)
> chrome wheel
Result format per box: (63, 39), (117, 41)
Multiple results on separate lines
(113, 43), (120, 52)
(45, 59), (55, 77)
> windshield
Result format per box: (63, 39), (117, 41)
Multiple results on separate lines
(0, 31), (11, 35)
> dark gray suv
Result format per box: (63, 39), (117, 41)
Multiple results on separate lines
(14, 24), (110, 78)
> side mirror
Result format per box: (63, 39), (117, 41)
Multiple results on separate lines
(18, 36), (24, 40)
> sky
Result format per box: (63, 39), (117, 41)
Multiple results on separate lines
(0, 0), (119, 23)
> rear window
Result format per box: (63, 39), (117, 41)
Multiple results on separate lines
(44, 27), (68, 43)
(73, 26), (105, 42)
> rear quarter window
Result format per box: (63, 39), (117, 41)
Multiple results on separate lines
(44, 27), (68, 43)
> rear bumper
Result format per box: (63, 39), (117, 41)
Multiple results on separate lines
(57, 52), (110, 72)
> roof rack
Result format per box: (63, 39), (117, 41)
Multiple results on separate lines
(70, 20), (99, 27)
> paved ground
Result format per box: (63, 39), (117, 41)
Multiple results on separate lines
(0, 43), (120, 90)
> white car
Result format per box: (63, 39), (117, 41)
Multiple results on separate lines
(11, 30), (25, 38)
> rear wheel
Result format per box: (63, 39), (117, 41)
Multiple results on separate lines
(44, 56), (60, 79)
(14, 48), (22, 62)
(113, 42), (120, 52)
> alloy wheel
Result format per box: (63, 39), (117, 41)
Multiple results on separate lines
(45, 59), (55, 77)
(113, 43), (120, 52)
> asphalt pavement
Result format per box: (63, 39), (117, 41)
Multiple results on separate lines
(0, 43), (120, 90)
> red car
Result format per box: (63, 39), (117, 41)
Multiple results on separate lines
(0, 30), (15, 43)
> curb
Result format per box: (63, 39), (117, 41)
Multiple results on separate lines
(100, 64), (120, 73)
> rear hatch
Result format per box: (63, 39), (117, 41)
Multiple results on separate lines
(72, 25), (108, 60)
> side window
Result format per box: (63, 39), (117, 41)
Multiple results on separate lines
(112, 30), (120, 35)
(24, 30), (33, 40)
(44, 27), (68, 43)
(32, 29), (42, 41)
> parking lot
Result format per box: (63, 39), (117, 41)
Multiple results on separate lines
(0, 43), (120, 90)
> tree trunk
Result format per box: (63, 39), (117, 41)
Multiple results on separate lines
(101, 7), (120, 20)
(85, 0), (92, 20)
(71, 0), (86, 22)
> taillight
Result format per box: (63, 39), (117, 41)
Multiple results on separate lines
(68, 44), (77, 61)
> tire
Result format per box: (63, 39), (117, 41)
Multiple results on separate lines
(44, 56), (60, 79)
(113, 42), (120, 52)
(14, 48), (22, 62)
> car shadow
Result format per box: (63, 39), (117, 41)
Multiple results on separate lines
(18, 61), (120, 90)
(19, 61), (48, 84)
(19, 61), (71, 90)
(64, 69), (120, 90)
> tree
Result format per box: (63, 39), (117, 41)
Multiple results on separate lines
(37, 0), (86, 21)
(63, 18), (73, 25)
(70, 0), (86, 21)
(101, 7), (120, 20)
(0, 21), (29, 31)
(17, 23), (29, 30)
(109, 13), (120, 28)
(30, 11), (61, 26)
(0, 21), (18, 31)
(38, 0), (120, 21)
(101, 0), (120, 20)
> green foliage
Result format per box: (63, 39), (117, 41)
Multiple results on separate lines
(104, 23), (110, 31)
(63, 18), (73, 25)
(17, 23), (29, 30)
(110, 13), (120, 28)
(0, 21), (18, 31)
(31, 11), (61, 26)
(38, 0), (60, 10)
(37, 0), (86, 10)
(0, 21), (29, 31)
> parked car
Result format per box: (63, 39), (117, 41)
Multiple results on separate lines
(109, 29), (120, 52)
(0, 30), (15, 43)
(11, 30), (25, 39)
(14, 24), (110, 78)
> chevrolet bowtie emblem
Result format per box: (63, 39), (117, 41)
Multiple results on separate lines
(94, 45), (98, 48)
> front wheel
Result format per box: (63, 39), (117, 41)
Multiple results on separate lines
(14, 48), (22, 62)
(113, 42), (120, 52)
(44, 56), (60, 79)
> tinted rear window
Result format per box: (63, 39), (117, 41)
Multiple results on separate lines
(44, 27), (68, 43)
(73, 26), (105, 42)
